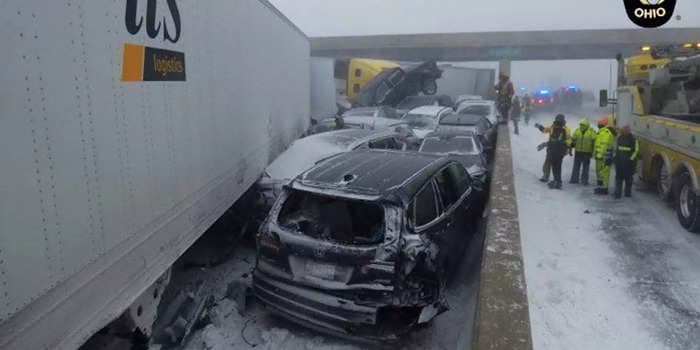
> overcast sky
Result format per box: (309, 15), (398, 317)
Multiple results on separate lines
(268, 1), (698, 95)
(269, 0), (700, 37)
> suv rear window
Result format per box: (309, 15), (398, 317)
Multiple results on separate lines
(278, 190), (385, 245)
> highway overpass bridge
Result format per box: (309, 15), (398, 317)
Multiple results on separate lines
(310, 28), (700, 63)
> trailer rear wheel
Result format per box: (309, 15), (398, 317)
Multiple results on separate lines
(656, 160), (672, 201)
(676, 172), (700, 233)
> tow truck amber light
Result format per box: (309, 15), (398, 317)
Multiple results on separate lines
(683, 43), (693, 49)
(641, 45), (652, 52)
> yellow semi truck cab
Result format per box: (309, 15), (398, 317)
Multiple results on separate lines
(341, 58), (399, 98)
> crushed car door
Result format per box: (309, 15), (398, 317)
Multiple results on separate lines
(481, 118), (497, 146)
(410, 177), (452, 272)
(433, 165), (470, 261)
(449, 163), (480, 247)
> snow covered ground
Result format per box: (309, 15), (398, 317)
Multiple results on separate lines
(512, 113), (700, 350)
(178, 226), (483, 350)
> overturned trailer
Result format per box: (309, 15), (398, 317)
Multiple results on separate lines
(253, 150), (484, 341)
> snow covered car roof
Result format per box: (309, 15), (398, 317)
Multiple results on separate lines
(294, 149), (449, 203)
(406, 105), (453, 117)
(455, 95), (484, 104)
(341, 116), (408, 130)
(264, 129), (402, 180)
(421, 132), (478, 150)
(439, 113), (484, 126)
(396, 95), (454, 110)
(342, 107), (381, 117)
(458, 99), (494, 106)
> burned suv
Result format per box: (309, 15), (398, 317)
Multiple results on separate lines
(253, 150), (484, 341)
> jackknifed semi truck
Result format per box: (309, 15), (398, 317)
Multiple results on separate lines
(0, 1), (310, 348)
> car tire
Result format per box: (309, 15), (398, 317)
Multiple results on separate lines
(676, 172), (700, 233)
(656, 160), (672, 202)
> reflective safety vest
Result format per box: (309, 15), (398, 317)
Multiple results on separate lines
(594, 127), (614, 160)
(615, 133), (640, 163)
(572, 126), (596, 154)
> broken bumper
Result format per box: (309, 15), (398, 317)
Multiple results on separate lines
(253, 270), (423, 342)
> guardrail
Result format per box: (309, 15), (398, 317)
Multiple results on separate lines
(472, 124), (533, 350)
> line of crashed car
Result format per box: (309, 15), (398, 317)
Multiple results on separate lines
(252, 98), (498, 342)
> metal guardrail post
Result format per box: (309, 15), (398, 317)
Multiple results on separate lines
(472, 124), (533, 350)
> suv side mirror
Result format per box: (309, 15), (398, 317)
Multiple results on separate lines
(599, 90), (608, 108)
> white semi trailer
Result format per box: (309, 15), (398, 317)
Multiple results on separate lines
(0, 1), (310, 349)
(310, 57), (338, 121)
(437, 64), (496, 100)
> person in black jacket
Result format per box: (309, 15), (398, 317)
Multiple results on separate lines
(511, 96), (521, 135)
(536, 114), (571, 189)
(614, 125), (639, 199)
(495, 73), (514, 123)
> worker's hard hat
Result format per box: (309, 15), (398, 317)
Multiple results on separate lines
(597, 116), (609, 126)
(580, 118), (590, 126)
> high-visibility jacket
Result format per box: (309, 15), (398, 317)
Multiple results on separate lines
(572, 120), (596, 154)
(594, 126), (614, 160)
(542, 124), (572, 147)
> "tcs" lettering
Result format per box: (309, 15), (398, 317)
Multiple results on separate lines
(125, 0), (181, 43)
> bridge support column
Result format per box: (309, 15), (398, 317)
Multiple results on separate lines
(498, 60), (512, 77)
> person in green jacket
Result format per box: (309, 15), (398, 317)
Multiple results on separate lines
(594, 116), (615, 195)
(569, 118), (597, 185)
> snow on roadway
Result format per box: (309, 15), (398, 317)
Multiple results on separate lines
(511, 113), (700, 350)
(180, 234), (482, 350)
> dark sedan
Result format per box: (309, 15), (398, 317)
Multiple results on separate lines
(419, 131), (490, 193)
(436, 113), (497, 156)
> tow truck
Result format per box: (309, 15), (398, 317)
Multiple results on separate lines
(601, 44), (700, 232)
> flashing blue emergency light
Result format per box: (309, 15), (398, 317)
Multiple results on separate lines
(539, 89), (550, 95)
(568, 85), (577, 90)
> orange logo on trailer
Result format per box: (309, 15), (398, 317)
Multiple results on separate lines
(121, 43), (185, 82)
